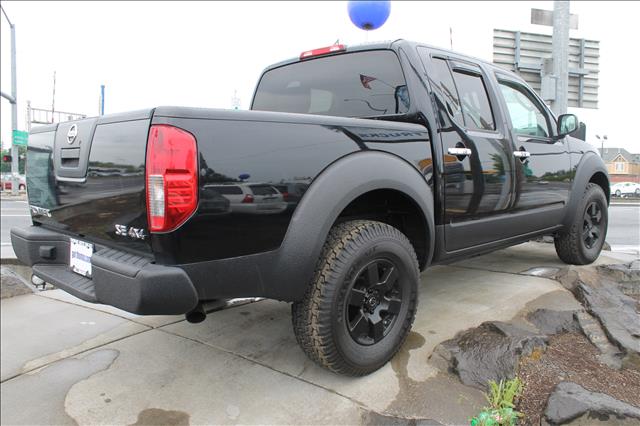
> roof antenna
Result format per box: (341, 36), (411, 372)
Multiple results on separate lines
(449, 27), (453, 50)
(334, 39), (340, 45)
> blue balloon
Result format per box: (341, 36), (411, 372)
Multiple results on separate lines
(348, 1), (391, 31)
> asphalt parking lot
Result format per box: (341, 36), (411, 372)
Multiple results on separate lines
(1, 241), (636, 425)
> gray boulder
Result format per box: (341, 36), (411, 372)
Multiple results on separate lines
(431, 321), (546, 389)
(575, 282), (640, 354)
(526, 309), (581, 335)
(545, 382), (640, 424)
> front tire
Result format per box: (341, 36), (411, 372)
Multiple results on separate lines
(554, 183), (608, 265)
(291, 220), (419, 376)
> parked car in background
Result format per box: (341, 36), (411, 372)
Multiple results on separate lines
(205, 183), (287, 214)
(611, 181), (640, 197)
(199, 187), (232, 215)
(273, 182), (309, 209)
(0, 173), (9, 190)
(1, 173), (26, 191)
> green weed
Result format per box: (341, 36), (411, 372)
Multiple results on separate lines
(470, 378), (524, 426)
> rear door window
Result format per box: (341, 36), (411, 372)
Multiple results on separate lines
(253, 50), (410, 117)
(450, 67), (495, 131)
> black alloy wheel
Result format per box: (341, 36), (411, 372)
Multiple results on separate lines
(554, 183), (608, 265)
(582, 201), (604, 249)
(345, 259), (403, 345)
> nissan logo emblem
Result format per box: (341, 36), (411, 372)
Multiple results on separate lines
(67, 124), (78, 144)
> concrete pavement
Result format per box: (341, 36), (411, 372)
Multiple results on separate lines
(2, 242), (637, 425)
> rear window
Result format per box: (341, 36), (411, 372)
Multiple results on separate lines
(249, 184), (277, 195)
(252, 50), (410, 118)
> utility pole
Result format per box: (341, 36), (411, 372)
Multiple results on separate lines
(551, 0), (570, 116)
(0, 6), (19, 195)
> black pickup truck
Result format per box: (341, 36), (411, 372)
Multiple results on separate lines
(12, 40), (609, 375)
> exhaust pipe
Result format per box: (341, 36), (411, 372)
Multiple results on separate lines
(185, 303), (206, 324)
(184, 298), (262, 324)
(31, 274), (46, 290)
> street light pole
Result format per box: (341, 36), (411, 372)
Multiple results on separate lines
(596, 134), (608, 158)
(1, 5), (19, 195)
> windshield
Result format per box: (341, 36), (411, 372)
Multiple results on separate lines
(252, 50), (410, 118)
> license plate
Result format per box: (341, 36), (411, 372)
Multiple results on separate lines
(70, 238), (93, 277)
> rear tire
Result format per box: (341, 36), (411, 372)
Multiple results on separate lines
(554, 183), (608, 265)
(291, 220), (419, 376)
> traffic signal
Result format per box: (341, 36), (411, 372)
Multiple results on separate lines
(2, 155), (12, 162)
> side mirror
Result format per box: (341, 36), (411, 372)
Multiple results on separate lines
(557, 114), (579, 138)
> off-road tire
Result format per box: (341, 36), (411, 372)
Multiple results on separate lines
(291, 220), (419, 376)
(554, 183), (608, 265)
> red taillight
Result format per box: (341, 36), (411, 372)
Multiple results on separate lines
(300, 44), (346, 60)
(281, 192), (289, 201)
(146, 124), (198, 233)
(242, 194), (254, 204)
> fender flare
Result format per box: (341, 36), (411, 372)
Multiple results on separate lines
(266, 150), (435, 301)
(562, 152), (609, 227)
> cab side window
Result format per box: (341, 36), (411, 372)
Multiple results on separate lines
(499, 81), (550, 138)
(450, 68), (495, 131)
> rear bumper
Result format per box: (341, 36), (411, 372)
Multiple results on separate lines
(10, 225), (199, 315)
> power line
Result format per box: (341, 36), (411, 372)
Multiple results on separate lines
(0, 5), (13, 26)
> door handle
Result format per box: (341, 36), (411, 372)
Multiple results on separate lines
(513, 150), (531, 159)
(448, 147), (472, 157)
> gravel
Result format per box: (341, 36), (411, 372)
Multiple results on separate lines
(517, 332), (640, 425)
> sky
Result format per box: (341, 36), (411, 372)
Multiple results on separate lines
(1, 1), (639, 152)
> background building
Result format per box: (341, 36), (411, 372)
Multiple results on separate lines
(598, 148), (640, 183)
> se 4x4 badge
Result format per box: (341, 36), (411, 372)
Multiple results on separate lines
(115, 224), (146, 240)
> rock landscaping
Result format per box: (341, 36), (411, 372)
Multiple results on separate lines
(430, 261), (640, 424)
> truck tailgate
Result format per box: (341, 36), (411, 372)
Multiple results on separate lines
(26, 110), (153, 255)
